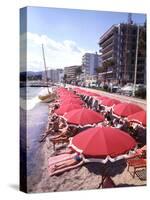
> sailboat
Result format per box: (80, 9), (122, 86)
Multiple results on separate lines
(38, 44), (56, 103)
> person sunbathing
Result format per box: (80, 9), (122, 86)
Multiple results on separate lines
(58, 118), (67, 129)
(49, 154), (83, 175)
(50, 134), (68, 142)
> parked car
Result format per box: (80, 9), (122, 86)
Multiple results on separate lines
(90, 82), (97, 88)
(120, 83), (146, 96)
(111, 85), (121, 93)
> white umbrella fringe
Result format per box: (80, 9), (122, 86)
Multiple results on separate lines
(68, 138), (138, 164)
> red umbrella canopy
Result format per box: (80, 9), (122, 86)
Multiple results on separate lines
(96, 96), (109, 103)
(113, 103), (143, 117)
(59, 94), (80, 100)
(69, 127), (137, 158)
(64, 107), (104, 126)
(61, 98), (84, 105)
(55, 103), (83, 116)
(101, 98), (121, 107)
(127, 110), (146, 127)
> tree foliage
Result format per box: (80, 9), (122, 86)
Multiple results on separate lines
(75, 66), (83, 76)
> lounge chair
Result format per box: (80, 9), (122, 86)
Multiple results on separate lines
(127, 158), (146, 178)
(50, 136), (69, 151)
(128, 145), (146, 159)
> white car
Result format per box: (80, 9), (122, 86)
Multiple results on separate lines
(120, 84), (145, 96)
(90, 82), (97, 87)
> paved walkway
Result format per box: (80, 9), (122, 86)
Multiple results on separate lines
(69, 85), (146, 110)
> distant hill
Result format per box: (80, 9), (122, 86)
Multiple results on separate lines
(20, 71), (44, 81)
(20, 71), (43, 76)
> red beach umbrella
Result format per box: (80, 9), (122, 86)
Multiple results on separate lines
(96, 96), (109, 103)
(127, 110), (146, 127)
(55, 103), (83, 116)
(61, 98), (84, 105)
(101, 98), (121, 107)
(113, 103), (143, 118)
(69, 126), (137, 160)
(59, 94), (80, 100)
(64, 107), (104, 127)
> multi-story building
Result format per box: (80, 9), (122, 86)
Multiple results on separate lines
(64, 65), (81, 83)
(82, 52), (102, 77)
(57, 68), (64, 83)
(99, 23), (146, 85)
(43, 68), (64, 83)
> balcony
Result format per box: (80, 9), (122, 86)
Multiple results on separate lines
(101, 50), (113, 59)
(101, 44), (114, 54)
(102, 56), (114, 62)
(100, 35), (114, 49)
(99, 25), (117, 43)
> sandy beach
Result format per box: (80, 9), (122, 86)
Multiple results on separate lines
(29, 133), (146, 193)
(24, 87), (146, 193)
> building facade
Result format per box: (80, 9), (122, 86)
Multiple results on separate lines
(82, 52), (102, 77)
(64, 65), (81, 83)
(43, 68), (64, 83)
(99, 23), (146, 85)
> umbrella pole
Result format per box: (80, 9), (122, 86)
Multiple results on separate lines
(98, 165), (107, 188)
(98, 175), (106, 188)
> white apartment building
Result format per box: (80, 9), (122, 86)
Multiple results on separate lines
(42, 68), (64, 83)
(82, 52), (102, 76)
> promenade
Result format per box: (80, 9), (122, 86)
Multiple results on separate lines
(69, 85), (146, 110)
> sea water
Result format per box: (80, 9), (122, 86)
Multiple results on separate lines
(20, 87), (52, 110)
(20, 87), (50, 190)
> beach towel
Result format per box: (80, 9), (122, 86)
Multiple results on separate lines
(48, 152), (77, 167)
(48, 159), (84, 176)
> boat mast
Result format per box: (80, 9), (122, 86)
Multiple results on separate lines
(42, 43), (50, 94)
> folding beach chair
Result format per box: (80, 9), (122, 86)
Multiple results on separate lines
(127, 158), (146, 178)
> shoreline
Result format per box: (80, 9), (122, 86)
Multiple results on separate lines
(25, 102), (49, 192)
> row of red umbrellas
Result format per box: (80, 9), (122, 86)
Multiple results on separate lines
(74, 87), (146, 127)
(55, 87), (104, 127)
(54, 87), (140, 168)
(55, 87), (146, 127)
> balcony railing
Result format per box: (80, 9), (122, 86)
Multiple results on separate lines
(101, 44), (114, 54)
(101, 49), (113, 57)
(100, 36), (114, 49)
(100, 25), (117, 43)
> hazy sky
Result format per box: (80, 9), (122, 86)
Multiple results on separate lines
(22, 6), (146, 71)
